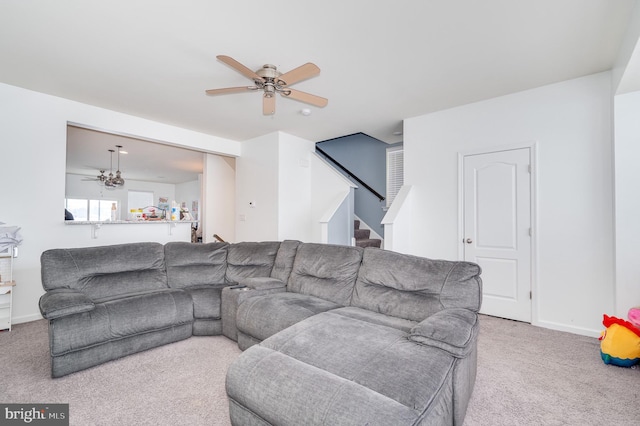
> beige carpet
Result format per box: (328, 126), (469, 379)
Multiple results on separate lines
(0, 315), (638, 425)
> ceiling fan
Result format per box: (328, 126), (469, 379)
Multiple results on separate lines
(82, 170), (107, 183)
(81, 145), (125, 189)
(205, 55), (328, 115)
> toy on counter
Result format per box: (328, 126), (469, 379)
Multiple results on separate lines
(599, 314), (640, 367)
(629, 306), (640, 329)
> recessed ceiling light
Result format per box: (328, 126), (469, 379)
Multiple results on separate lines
(300, 108), (312, 116)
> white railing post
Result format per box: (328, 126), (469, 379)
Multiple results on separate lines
(381, 185), (413, 253)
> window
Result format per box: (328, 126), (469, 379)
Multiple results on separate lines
(386, 147), (404, 207)
(127, 190), (154, 211)
(65, 199), (117, 221)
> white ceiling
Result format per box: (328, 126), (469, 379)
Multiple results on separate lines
(66, 126), (204, 184)
(0, 0), (636, 146)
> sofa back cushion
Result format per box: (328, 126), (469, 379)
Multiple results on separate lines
(226, 241), (281, 283)
(351, 248), (482, 322)
(288, 243), (363, 306)
(165, 242), (228, 288)
(270, 240), (301, 283)
(41, 242), (168, 301)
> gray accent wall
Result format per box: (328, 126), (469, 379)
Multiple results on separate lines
(317, 133), (402, 238)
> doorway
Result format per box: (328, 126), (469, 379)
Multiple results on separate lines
(461, 146), (534, 322)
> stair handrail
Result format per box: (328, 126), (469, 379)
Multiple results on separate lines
(315, 146), (385, 202)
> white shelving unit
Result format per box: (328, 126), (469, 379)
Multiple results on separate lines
(0, 246), (16, 331)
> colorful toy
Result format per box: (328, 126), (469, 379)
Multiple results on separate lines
(599, 314), (640, 367)
(628, 306), (640, 329)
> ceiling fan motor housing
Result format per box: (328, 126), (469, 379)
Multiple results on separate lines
(257, 64), (281, 79)
(256, 64), (282, 97)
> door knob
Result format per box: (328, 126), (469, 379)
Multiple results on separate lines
(465, 238), (473, 244)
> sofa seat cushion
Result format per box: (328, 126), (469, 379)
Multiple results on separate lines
(330, 306), (418, 333)
(227, 311), (457, 425)
(235, 292), (341, 342)
(49, 289), (193, 356)
(183, 284), (227, 319)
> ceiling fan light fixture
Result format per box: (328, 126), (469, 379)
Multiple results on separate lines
(104, 179), (116, 190)
(101, 147), (125, 189)
(112, 170), (125, 186)
(264, 85), (275, 97)
(206, 55), (327, 115)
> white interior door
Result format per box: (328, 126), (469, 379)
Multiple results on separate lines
(463, 148), (532, 322)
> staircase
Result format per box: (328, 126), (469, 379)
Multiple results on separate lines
(354, 220), (382, 248)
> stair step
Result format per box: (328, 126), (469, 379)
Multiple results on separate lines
(355, 239), (381, 249)
(354, 229), (370, 239)
(354, 220), (360, 230)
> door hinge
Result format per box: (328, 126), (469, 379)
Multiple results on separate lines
(529, 227), (532, 236)
(530, 291), (532, 300)
(527, 164), (532, 173)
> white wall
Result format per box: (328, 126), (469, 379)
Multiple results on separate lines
(0, 82), (240, 324)
(613, 90), (640, 318)
(175, 179), (200, 218)
(203, 154), (236, 243)
(235, 132), (353, 243)
(278, 133), (314, 241)
(612, 1), (640, 94)
(404, 72), (615, 336)
(235, 133), (280, 242)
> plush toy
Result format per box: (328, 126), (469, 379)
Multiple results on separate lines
(599, 314), (640, 367)
(628, 306), (640, 329)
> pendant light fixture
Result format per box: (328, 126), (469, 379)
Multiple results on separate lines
(104, 149), (117, 190)
(112, 145), (125, 187)
(102, 145), (125, 189)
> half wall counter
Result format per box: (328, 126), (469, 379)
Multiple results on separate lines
(65, 220), (199, 240)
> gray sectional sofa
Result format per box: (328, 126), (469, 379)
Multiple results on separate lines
(39, 240), (482, 425)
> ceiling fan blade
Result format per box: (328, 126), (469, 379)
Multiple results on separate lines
(263, 94), (276, 115)
(217, 55), (263, 82)
(205, 86), (257, 96)
(281, 89), (328, 108)
(277, 63), (320, 86)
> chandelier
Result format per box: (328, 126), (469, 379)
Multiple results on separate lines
(104, 145), (125, 189)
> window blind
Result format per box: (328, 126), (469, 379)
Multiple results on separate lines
(386, 148), (404, 207)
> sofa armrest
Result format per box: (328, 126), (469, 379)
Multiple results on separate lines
(221, 281), (287, 341)
(39, 289), (95, 320)
(408, 308), (479, 358)
(237, 277), (287, 291)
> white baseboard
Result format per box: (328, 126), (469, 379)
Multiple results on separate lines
(534, 319), (600, 338)
(13, 312), (44, 324)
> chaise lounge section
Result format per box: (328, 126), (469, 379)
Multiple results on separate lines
(39, 240), (481, 425)
(226, 245), (482, 425)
